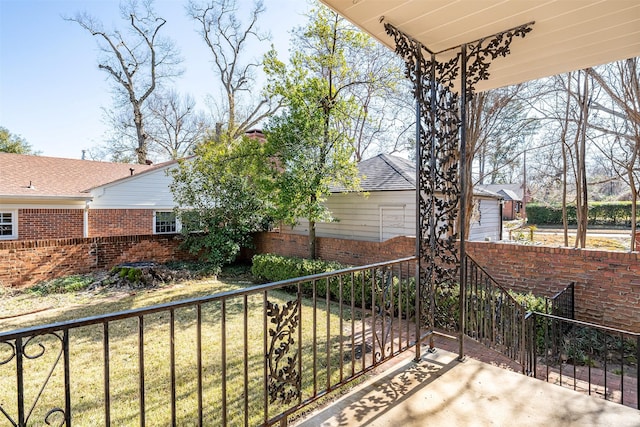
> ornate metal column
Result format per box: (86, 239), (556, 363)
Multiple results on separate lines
(384, 21), (533, 359)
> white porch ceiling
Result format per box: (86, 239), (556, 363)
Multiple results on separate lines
(319, 0), (640, 91)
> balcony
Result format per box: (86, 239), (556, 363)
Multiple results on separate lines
(1, 257), (638, 426)
(295, 344), (639, 426)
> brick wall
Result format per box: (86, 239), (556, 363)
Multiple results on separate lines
(89, 209), (153, 237)
(252, 232), (415, 265)
(19, 208), (84, 240)
(253, 232), (640, 332)
(0, 234), (195, 288)
(466, 242), (640, 333)
(3, 229), (637, 332)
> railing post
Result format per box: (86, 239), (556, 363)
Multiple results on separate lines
(63, 330), (71, 427)
(570, 282), (575, 320)
(413, 42), (423, 363)
(414, 261), (421, 362)
(16, 337), (24, 427)
(637, 334), (640, 410)
(458, 42), (468, 362)
(520, 309), (526, 373)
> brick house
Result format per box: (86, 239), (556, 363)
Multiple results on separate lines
(0, 153), (180, 241)
(480, 184), (531, 220)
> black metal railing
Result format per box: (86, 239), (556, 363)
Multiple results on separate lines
(463, 256), (527, 370)
(525, 312), (639, 409)
(0, 257), (421, 427)
(549, 282), (575, 320)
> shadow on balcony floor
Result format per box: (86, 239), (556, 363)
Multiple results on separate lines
(293, 347), (639, 427)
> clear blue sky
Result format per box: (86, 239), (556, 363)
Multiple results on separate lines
(0, 0), (308, 159)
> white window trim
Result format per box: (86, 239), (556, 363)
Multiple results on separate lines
(0, 210), (18, 240)
(153, 210), (181, 235)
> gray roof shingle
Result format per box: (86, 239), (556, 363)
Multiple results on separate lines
(332, 153), (415, 192)
(334, 154), (501, 199)
(480, 184), (523, 200)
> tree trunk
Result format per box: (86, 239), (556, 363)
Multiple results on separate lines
(574, 71), (590, 248)
(560, 73), (572, 247)
(133, 103), (148, 164)
(630, 174), (638, 251)
(309, 219), (317, 259)
(561, 141), (569, 246)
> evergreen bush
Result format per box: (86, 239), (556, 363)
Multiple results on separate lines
(527, 201), (639, 226)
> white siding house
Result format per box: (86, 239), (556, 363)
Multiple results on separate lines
(281, 154), (502, 242)
(89, 162), (178, 210)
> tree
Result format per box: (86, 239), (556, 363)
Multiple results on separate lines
(146, 90), (210, 159)
(0, 127), (37, 154)
(587, 58), (640, 250)
(264, 6), (365, 259)
(471, 87), (537, 186)
(550, 70), (592, 248)
(169, 133), (268, 268)
(340, 38), (412, 161)
(461, 84), (537, 238)
(187, 0), (282, 141)
(68, 0), (182, 164)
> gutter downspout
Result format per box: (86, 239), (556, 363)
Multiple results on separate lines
(84, 200), (90, 238)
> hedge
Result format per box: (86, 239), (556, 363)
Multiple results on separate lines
(251, 254), (416, 319)
(527, 202), (639, 226)
(250, 254), (549, 328)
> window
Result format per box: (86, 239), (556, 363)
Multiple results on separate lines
(0, 211), (17, 240)
(154, 211), (177, 234)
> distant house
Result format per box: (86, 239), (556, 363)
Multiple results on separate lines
(280, 154), (503, 242)
(0, 153), (180, 241)
(480, 183), (529, 220)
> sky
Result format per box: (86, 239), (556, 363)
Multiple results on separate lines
(0, 0), (309, 160)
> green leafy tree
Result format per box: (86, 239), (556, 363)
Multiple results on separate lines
(0, 127), (36, 154)
(169, 134), (268, 268)
(264, 6), (364, 259)
(168, 0), (284, 267)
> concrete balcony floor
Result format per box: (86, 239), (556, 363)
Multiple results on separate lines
(294, 346), (639, 427)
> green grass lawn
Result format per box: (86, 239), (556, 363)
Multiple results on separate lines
(0, 267), (365, 426)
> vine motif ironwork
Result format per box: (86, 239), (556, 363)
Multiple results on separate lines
(384, 21), (532, 330)
(266, 299), (301, 405)
(372, 268), (395, 361)
(0, 333), (67, 427)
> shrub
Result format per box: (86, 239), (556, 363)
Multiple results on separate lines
(251, 254), (416, 319)
(251, 254), (344, 283)
(26, 275), (95, 296)
(509, 290), (548, 313)
(527, 201), (640, 226)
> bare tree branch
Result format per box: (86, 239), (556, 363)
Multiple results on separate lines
(66, 0), (181, 163)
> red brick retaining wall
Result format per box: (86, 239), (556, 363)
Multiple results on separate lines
(253, 232), (640, 332)
(466, 242), (640, 333)
(2, 230), (637, 332)
(0, 234), (194, 288)
(251, 232), (415, 265)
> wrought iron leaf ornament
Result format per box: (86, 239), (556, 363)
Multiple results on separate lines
(266, 299), (301, 404)
(384, 20), (533, 331)
(465, 23), (534, 95)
